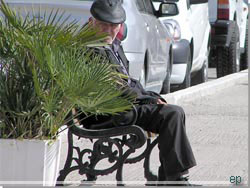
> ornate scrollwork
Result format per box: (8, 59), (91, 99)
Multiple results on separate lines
(56, 125), (148, 186)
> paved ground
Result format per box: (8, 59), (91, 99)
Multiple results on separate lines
(58, 70), (248, 186)
(182, 73), (248, 186)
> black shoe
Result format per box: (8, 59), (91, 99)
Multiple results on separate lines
(174, 176), (193, 186)
(158, 165), (166, 181)
(158, 176), (201, 186)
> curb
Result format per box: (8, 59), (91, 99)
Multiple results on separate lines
(162, 70), (248, 105)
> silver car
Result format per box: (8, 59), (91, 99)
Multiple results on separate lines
(120, 0), (173, 94)
(5, 0), (173, 93)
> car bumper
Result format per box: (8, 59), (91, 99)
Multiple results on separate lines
(170, 39), (190, 84)
(172, 39), (190, 64)
(170, 64), (187, 85)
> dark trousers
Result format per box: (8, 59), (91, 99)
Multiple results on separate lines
(135, 104), (196, 177)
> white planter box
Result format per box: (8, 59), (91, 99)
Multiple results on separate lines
(0, 137), (61, 186)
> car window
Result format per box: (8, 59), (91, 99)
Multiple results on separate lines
(135, 0), (147, 12)
(143, 0), (155, 15)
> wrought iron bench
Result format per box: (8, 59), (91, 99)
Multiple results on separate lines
(56, 107), (159, 186)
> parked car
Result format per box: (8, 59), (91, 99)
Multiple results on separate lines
(120, 0), (174, 94)
(4, 0), (174, 94)
(153, 0), (211, 90)
(208, 0), (248, 77)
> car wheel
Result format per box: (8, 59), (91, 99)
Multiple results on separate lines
(217, 26), (240, 78)
(160, 52), (172, 94)
(179, 48), (191, 89)
(240, 25), (248, 70)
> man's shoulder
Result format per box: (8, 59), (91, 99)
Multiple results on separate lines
(113, 38), (122, 46)
(112, 39), (122, 52)
(87, 45), (109, 55)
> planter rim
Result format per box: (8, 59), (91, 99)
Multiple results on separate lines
(0, 138), (59, 142)
(0, 125), (67, 141)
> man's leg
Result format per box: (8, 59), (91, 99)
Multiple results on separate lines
(135, 104), (196, 180)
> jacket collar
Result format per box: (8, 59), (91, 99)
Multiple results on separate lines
(111, 39), (121, 53)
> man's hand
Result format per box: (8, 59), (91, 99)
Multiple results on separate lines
(157, 99), (167, 105)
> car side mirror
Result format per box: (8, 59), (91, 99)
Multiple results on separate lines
(190, 0), (208, 4)
(158, 2), (179, 16)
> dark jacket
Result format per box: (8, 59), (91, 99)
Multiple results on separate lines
(101, 39), (165, 104)
(80, 39), (165, 129)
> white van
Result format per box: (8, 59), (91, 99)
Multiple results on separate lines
(153, 0), (211, 90)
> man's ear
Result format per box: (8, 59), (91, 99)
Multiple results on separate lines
(116, 23), (127, 41)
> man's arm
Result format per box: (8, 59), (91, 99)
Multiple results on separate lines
(116, 41), (167, 105)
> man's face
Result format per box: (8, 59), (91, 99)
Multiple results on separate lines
(92, 18), (121, 44)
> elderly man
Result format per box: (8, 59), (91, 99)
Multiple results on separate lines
(85, 0), (197, 186)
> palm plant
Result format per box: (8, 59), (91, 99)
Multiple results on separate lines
(0, 0), (135, 139)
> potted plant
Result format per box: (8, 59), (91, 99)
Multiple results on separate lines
(0, 0), (134, 185)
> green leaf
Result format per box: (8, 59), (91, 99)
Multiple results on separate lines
(0, 0), (135, 139)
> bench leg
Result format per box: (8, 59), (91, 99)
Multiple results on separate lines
(116, 146), (136, 186)
(124, 137), (159, 183)
(56, 130), (97, 186)
(56, 130), (76, 186)
(144, 137), (158, 182)
(56, 130), (139, 186)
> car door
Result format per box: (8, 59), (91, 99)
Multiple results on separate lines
(142, 0), (166, 83)
(189, 1), (208, 68)
(150, 1), (170, 67)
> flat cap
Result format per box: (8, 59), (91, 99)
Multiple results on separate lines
(90, 0), (126, 24)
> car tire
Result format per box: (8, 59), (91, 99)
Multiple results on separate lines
(160, 52), (172, 94)
(179, 48), (191, 89)
(208, 51), (217, 68)
(216, 26), (240, 78)
(240, 25), (248, 70)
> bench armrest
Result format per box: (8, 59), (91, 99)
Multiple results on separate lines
(69, 124), (146, 149)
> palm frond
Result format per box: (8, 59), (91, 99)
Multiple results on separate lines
(0, 0), (135, 139)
